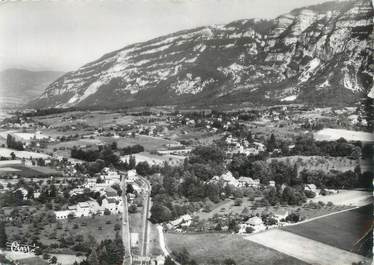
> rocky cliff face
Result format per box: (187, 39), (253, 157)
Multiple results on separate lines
(29, 0), (374, 109)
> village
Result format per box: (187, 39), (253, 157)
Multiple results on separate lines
(0, 105), (372, 265)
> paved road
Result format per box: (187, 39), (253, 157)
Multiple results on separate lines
(157, 225), (181, 265)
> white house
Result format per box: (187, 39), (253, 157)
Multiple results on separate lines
(243, 216), (266, 233)
(305, 184), (317, 193)
(274, 209), (289, 220)
(85, 178), (97, 189)
(246, 216), (263, 226)
(170, 214), (192, 227)
(69, 188), (85, 196)
(102, 168), (121, 185)
(102, 197), (123, 214)
(126, 170), (137, 182)
(210, 171), (239, 187)
(76, 202), (91, 217)
(55, 210), (75, 220)
(238, 177), (260, 187)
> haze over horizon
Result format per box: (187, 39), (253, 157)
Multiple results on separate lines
(0, 0), (331, 72)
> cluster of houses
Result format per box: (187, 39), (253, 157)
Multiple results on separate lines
(0, 115), (40, 129)
(54, 169), (145, 219)
(165, 208), (293, 235)
(238, 208), (289, 234)
(225, 135), (265, 156)
(55, 168), (126, 219)
(209, 171), (261, 188)
(55, 186), (124, 219)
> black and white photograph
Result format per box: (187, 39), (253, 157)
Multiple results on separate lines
(0, 0), (373, 264)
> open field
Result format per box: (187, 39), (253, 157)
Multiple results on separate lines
(0, 164), (62, 177)
(314, 128), (374, 142)
(47, 254), (85, 265)
(310, 190), (372, 207)
(244, 229), (368, 265)
(101, 135), (179, 151)
(35, 111), (138, 128)
(165, 232), (309, 265)
(43, 138), (103, 157)
(0, 147), (50, 159)
(283, 205), (373, 257)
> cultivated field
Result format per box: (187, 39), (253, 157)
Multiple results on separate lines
(283, 205), (373, 257)
(6, 214), (122, 249)
(245, 229), (368, 265)
(165, 233), (309, 265)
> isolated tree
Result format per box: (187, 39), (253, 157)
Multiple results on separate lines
(136, 161), (151, 176)
(114, 223), (121, 231)
(128, 204), (137, 213)
(150, 204), (172, 223)
(126, 184), (134, 194)
(50, 256), (57, 264)
(205, 183), (220, 203)
(14, 189), (24, 206)
(111, 141), (118, 150)
(267, 133), (277, 152)
(128, 155), (136, 169)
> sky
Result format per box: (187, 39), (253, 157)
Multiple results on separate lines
(0, 0), (331, 72)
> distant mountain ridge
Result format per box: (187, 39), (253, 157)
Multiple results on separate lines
(0, 69), (64, 108)
(28, 0), (374, 109)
